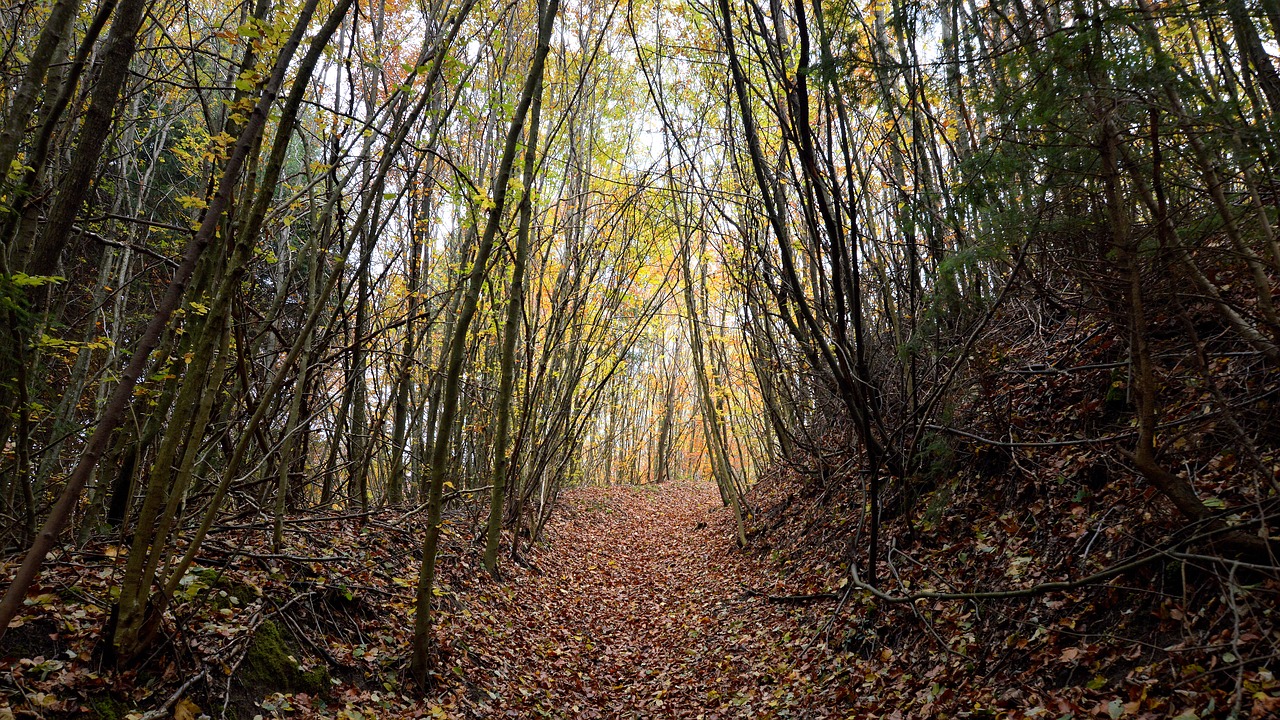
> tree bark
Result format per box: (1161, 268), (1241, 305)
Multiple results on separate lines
(411, 0), (560, 683)
(484, 54), (546, 577)
(0, 0), (334, 641)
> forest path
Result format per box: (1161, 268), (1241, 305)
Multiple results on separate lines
(445, 481), (840, 719)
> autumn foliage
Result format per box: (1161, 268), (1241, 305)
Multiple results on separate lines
(2, 0), (1280, 715)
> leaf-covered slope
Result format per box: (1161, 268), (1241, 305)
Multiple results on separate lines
(739, 307), (1280, 719)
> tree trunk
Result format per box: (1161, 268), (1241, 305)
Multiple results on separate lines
(411, 0), (560, 682)
(484, 53), (545, 577)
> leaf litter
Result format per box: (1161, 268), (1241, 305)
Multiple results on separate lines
(3, 468), (1278, 718)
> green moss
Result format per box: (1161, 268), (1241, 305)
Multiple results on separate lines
(299, 665), (331, 692)
(193, 568), (221, 584)
(242, 621), (293, 684)
(89, 694), (128, 720)
(1104, 369), (1128, 414)
(191, 568), (257, 609)
(211, 583), (256, 610)
(241, 621), (329, 695)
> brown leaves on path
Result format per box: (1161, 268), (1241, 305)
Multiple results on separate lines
(444, 482), (845, 719)
(3, 482), (850, 720)
(10, 476), (1263, 719)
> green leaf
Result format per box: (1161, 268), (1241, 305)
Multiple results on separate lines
(9, 272), (66, 288)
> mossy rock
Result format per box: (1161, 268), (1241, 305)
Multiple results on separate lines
(88, 694), (129, 720)
(239, 620), (330, 696)
(211, 583), (257, 610)
(190, 568), (258, 609)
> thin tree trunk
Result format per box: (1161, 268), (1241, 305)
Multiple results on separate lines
(411, 0), (560, 682)
(484, 55), (545, 577)
(0, 0), (333, 640)
(21, 0), (149, 278)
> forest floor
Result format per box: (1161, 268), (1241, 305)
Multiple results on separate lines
(440, 481), (845, 719)
(1, 482), (850, 720)
(4, 477), (1277, 718)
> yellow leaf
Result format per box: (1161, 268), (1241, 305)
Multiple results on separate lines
(174, 697), (201, 720)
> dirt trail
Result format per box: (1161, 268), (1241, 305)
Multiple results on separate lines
(444, 482), (844, 719)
